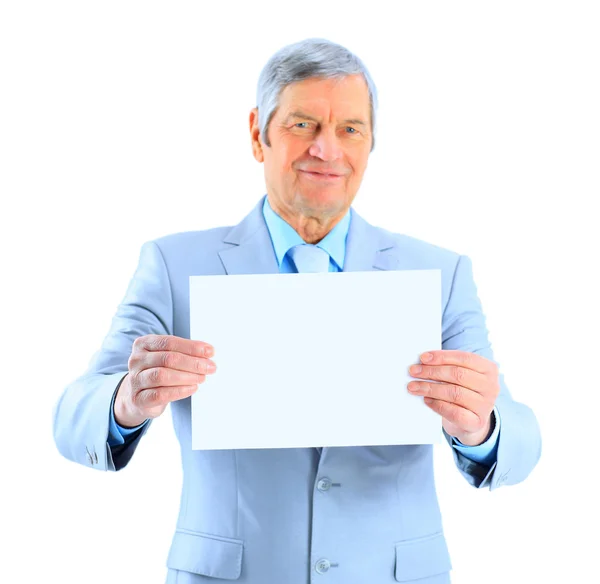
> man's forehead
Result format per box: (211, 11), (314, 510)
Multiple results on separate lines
(276, 76), (370, 122)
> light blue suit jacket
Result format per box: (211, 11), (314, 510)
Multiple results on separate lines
(108, 195), (500, 465)
(53, 195), (542, 583)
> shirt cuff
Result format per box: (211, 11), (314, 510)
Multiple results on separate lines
(107, 387), (148, 447)
(451, 406), (500, 467)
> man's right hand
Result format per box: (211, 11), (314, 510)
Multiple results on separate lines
(114, 334), (216, 428)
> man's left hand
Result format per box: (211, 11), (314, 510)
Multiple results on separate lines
(407, 350), (500, 446)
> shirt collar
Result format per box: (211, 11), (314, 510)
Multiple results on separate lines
(262, 195), (351, 270)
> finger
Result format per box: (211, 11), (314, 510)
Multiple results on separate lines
(418, 350), (496, 375)
(422, 397), (482, 432)
(408, 381), (483, 411)
(136, 384), (200, 409)
(134, 335), (214, 358)
(136, 367), (206, 390)
(409, 363), (486, 394)
(137, 351), (216, 375)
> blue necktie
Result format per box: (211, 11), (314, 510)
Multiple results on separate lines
(287, 244), (330, 455)
(288, 244), (331, 273)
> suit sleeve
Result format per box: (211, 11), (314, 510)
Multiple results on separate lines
(52, 240), (173, 471)
(441, 254), (542, 490)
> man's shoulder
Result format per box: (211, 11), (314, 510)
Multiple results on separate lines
(370, 221), (463, 266)
(151, 225), (234, 254)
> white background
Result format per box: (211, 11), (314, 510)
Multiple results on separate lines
(1, 1), (598, 582)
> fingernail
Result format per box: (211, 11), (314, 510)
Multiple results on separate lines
(205, 346), (214, 357)
(207, 362), (216, 373)
(420, 353), (433, 363)
(411, 365), (422, 374)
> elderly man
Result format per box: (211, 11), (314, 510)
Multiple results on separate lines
(53, 38), (541, 583)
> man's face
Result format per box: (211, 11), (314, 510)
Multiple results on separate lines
(250, 74), (372, 222)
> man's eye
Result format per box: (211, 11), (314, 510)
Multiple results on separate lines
(346, 127), (358, 134)
(295, 122), (310, 128)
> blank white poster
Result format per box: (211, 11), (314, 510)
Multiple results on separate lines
(190, 269), (442, 450)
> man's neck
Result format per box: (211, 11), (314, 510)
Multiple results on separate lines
(268, 198), (348, 244)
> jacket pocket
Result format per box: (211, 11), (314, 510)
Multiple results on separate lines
(394, 531), (452, 582)
(166, 529), (244, 580)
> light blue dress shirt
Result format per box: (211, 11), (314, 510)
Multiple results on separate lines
(108, 196), (500, 467)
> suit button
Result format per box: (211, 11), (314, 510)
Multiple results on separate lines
(317, 477), (332, 492)
(315, 559), (331, 574)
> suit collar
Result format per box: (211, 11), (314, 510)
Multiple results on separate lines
(219, 194), (398, 275)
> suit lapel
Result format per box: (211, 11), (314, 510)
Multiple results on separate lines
(319, 208), (397, 458)
(218, 196), (280, 276)
(344, 207), (398, 273)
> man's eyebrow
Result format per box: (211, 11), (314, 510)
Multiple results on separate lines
(285, 110), (367, 127)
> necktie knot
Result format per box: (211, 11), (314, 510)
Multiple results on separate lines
(288, 244), (330, 273)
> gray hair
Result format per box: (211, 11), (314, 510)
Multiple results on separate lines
(256, 38), (379, 152)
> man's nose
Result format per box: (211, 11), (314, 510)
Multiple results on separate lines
(308, 127), (343, 161)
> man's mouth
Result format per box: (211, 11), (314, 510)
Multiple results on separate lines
(299, 170), (344, 181)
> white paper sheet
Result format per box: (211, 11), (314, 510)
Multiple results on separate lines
(190, 269), (442, 450)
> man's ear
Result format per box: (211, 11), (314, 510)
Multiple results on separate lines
(249, 108), (264, 163)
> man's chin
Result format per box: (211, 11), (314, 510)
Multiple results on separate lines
(296, 188), (346, 212)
